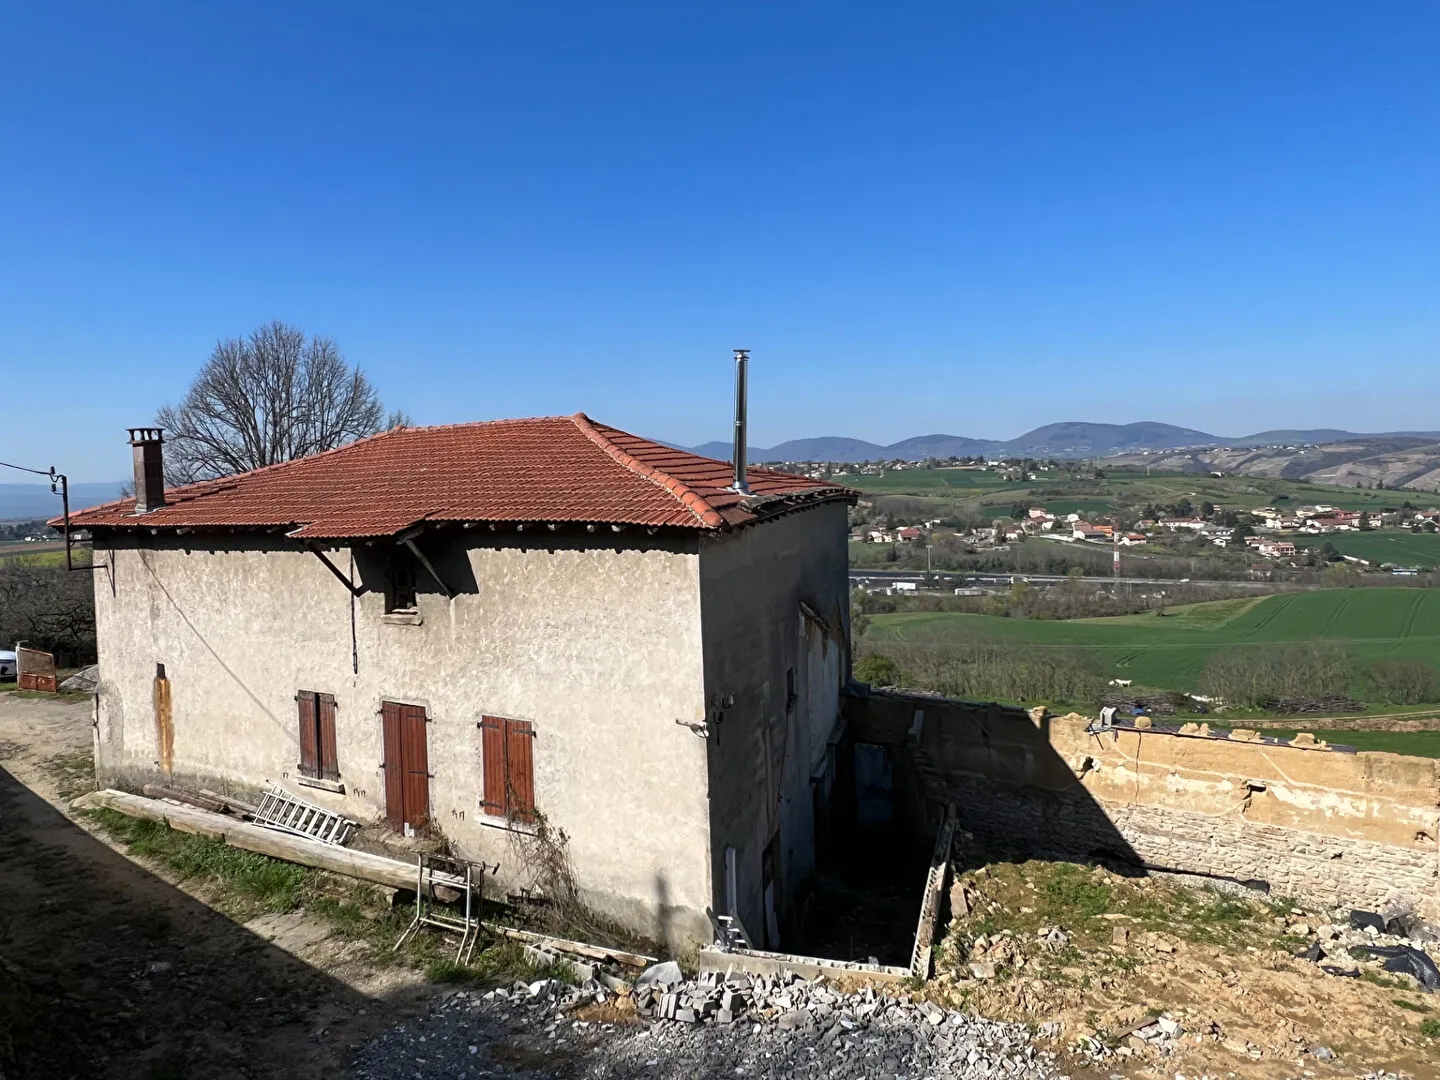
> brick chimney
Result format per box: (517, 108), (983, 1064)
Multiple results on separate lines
(128, 428), (166, 514)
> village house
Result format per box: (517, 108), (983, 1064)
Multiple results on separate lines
(1070, 521), (1110, 541)
(1257, 540), (1298, 557)
(63, 418), (856, 952)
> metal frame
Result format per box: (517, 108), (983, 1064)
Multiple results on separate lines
(392, 853), (489, 964)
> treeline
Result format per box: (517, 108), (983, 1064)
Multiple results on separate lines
(856, 637), (1440, 712)
(1197, 644), (1440, 708)
(855, 641), (1107, 705)
(0, 565), (96, 664)
(0, 519), (56, 542)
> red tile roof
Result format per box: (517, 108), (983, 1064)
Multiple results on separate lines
(60, 414), (854, 539)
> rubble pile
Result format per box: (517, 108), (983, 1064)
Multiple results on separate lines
(351, 964), (1065, 1079)
(1288, 909), (1440, 988)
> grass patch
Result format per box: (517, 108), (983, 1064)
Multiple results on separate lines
(940, 858), (1299, 986)
(88, 808), (314, 914)
(86, 808), (632, 992)
(1394, 997), (1430, 1013)
(1420, 1017), (1440, 1038)
(1038, 864), (1112, 918)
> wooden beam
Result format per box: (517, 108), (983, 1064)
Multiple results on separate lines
(73, 789), (468, 894)
(482, 923), (657, 969)
(402, 538), (453, 599)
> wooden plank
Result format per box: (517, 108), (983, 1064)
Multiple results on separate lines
(482, 923), (657, 969)
(198, 788), (260, 816)
(73, 789), (464, 894)
(142, 784), (230, 814)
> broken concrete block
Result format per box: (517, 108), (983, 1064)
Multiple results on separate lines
(635, 961), (683, 988)
(597, 972), (630, 996)
(674, 1007), (697, 1023)
(1111, 924), (1130, 947)
(1156, 1016), (1181, 1036)
(969, 962), (997, 980)
(1291, 732), (1318, 748)
(777, 1009), (812, 1030)
(716, 1008), (734, 1025)
(1228, 729), (1260, 742)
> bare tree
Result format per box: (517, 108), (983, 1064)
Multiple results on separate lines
(155, 321), (400, 483)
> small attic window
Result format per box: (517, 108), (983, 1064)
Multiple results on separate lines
(388, 547), (418, 613)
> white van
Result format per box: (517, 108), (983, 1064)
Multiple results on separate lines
(0, 650), (16, 680)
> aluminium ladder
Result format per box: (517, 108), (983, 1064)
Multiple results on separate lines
(251, 786), (359, 846)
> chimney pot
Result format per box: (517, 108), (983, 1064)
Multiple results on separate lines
(128, 428), (166, 514)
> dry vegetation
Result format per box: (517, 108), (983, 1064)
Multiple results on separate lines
(930, 858), (1440, 1078)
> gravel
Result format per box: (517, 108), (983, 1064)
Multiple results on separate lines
(350, 967), (1065, 1080)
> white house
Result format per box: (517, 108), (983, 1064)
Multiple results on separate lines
(64, 418), (856, 952)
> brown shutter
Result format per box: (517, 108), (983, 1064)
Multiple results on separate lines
(480, 716), (506, 816)
(381, 701), (405, 828)
(505, 718), (535, 821)
(401, 704), (430, 830)
(297, 692), (319, 777)
(317, 694), (339, 781)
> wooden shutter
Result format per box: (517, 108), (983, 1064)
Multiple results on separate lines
(480, 717), (506, 816)
(505, 718), (535, 821)
(400, 704), (430, 830)
(297, 692), (319, 777)
(381, 701), (405, 829)
(317, 694), (339, 781)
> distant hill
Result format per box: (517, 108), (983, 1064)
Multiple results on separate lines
(1105, 438), (1440, 493)
(0, 482), (123, 522)
(686, 422), (1440, 464)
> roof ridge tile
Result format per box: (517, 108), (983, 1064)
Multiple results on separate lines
(570, 413), (724, 529)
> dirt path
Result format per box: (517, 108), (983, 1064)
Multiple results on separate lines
(0, 694), (431, 1080)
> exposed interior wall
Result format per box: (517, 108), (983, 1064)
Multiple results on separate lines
(699, 502), (850, 949)
(90, 531), (713, 948)
(844, 690), (1440, 918)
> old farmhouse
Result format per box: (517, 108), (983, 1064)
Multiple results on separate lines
(64, 416), (856, 950)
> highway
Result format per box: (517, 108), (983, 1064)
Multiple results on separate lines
(849, 568), (1281, 590)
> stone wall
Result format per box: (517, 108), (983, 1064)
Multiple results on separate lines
(843, 690), (1440, 918)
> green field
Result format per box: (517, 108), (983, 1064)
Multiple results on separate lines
(1292, 531), (1440, 568)
(868, 588), (1440, 691)
(0, 542), (69, 567)
(834, 467), (1440, 520)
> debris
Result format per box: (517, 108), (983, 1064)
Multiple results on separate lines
(58, 665), (99, 693)
(1351, 945), (1440, 992)
(635, 961), (683, 988)
(483, 924), (656, 969)
(1111, 924), (1130, 947)
(1350, 910), (1387, 934)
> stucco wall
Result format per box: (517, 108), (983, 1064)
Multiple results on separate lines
(845, 691), (1440, 917)
(699, 502), (850, 948)
(91, 531), (712, 947)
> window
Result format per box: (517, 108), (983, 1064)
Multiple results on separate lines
(297, 691), (339, 781)
(479, 716), (535, 820)
(388, 548), (418, 612)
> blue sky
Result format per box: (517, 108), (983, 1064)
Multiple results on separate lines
(2, 2), (1437, 480)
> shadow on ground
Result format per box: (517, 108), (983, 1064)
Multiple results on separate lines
(0, 764), (395, 1080)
